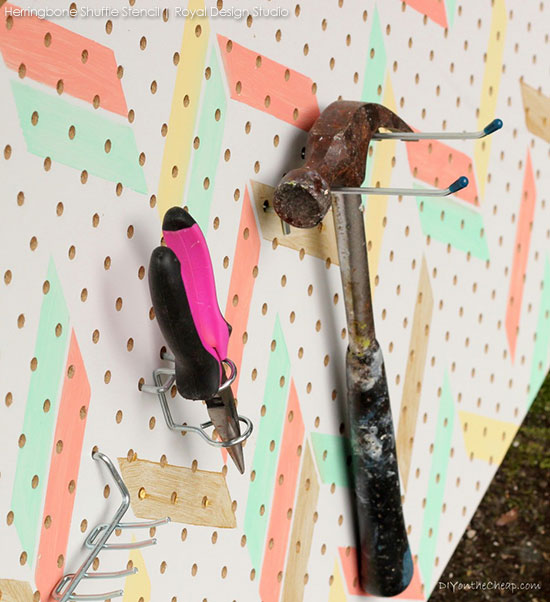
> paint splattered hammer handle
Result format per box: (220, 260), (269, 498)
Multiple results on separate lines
(347, 345), (413, 597)
(332, 191), (413, 597)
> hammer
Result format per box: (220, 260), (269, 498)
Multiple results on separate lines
(274, 101), (414, 597)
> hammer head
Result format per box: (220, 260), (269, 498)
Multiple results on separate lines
(273, 167), (332, 229)
(273, 101), (412, 229)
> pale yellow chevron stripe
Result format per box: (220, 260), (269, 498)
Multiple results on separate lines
(329, 559), (348, 602)
(474, 0), (507, 200)
(123, 544), (151, 602)
(459, 411), (518, 465)
(366, 73), (398, 294)
(157, 0), (210, 220)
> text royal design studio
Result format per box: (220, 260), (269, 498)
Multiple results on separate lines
(3, 5), (290, 19)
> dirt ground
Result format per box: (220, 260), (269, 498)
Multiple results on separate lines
(429, 375), (550, 601)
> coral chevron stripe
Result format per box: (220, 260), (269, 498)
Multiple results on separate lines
(224, 187), (260, 395)
(35, 330), (90, 597)
(402, 0), (448, 27)
(506, 150), (536, 361)
(406, 138), (478, 205)
(259, 380), (304, 602)
(217, 34), (319, 130)
(0, 3), (127, 115)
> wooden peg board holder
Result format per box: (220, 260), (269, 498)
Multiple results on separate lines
(1, 0), (549, 601)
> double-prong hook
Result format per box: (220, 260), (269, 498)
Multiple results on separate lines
(52, 451), (169, 602)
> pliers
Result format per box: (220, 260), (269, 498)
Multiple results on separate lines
(148, 207), (246, 473)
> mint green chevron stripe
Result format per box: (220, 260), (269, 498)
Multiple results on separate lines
(529, 259), (550, 406)
(446, 0), (457, 27)
(419, 371), (455, 590)
(11, 257), (70, 566)
(362, 6), (387, 189)
(362, 6), (386, 102)
(11, 80), (146, 193)
(244, 316), (290, 571)
(186, 48), (227, 231)
(310, 433), (351, 488)
(416, 188), (490, 260)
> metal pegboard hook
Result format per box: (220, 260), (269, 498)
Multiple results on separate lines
(51, 451), (169, 602)
(84, 517), (170, 551)
(142, 358), (253, 449)
(372, 118), (503, 141)
(332, 176), (469, 198)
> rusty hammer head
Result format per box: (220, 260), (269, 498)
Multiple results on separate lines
(273, 101), (412, 228)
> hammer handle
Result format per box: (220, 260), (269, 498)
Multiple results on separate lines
(347, 345), (413, 596)
(332, 193), (412, 596)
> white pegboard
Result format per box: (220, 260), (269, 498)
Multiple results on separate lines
(1, 1), (549, 601)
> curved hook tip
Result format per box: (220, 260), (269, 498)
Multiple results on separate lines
(484, 118), (503, 135)
(449, 176), (469, 193)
